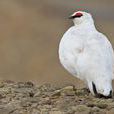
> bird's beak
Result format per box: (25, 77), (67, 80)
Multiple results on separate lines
(68, 15), (75, 19)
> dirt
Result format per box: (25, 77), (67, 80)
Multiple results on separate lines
(0, 81), (114, 114)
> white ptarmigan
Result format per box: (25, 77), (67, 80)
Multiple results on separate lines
(59, 11), (114, 98)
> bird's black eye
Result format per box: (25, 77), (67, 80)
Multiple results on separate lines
(92, 82), (98, 95)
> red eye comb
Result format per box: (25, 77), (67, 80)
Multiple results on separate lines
(75, 12), (83, 17)
(69, 12), (83, 19)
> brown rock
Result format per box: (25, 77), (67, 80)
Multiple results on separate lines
(74, 105), (90, 114)
(49, 111), (64, 114)
(106, 108), (114, 114)
(61, 86), (76, 96)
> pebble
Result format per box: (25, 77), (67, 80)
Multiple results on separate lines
(49, 111), (64, 114)
(106, 108), (114, 114)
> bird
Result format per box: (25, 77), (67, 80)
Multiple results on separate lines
(59, 11), (114, 98)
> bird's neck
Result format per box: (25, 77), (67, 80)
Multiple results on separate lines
(74, 21), (96, 32)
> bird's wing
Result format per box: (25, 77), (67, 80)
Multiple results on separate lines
(59, 27), (84, 78)
(98, 33), (114, 79)
(60, 27), (84, 55)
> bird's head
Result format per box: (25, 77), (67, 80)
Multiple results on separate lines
(69, 11), (94, 25)
(88, 77), (113, 98)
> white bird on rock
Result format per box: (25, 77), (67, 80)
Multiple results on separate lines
(59, 11), (114, 98)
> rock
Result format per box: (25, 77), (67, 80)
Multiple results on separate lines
(31, 109), (40, 114)
(61, 86), (76, 96)
(75, 88), (90, 96)
(87, 99), (108, 109)
(0, 82), (4, 88)
(40, 109), (49, 114)
(90, 107), (106, 114)
(17, 82), (34, 88)
(74, 105), (90, 114)
(75, 105), (90, 111)
(49, 111), (64, 114)
(107, 102), (114, 110)
(91, 106), (100, 112)
(106, 108), (114, 114)
(51, 90), (61, 98)
(75, 112), (89, 114)
(34, 91), (41, 97)
(96, 103), (108, 109)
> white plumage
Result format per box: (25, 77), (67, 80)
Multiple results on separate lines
(59, 11), (114, 97)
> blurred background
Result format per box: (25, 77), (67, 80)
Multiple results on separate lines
(0, 0), (114, 87)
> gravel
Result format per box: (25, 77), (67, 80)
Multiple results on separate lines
(0, 80), (114, 114)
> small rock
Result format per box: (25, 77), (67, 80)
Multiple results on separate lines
(31, 109), (40, 114)
(87, 101), (108, 109)
(0, 82), (4, 88)
(51, 90), (61, 98)
(96, 103), (108, 109)
(75, 88), (90, 96)
(16, 82), (34, 88)
(51, 108), (59, 111)
(61, 86), (75, 91)
(91, 106), (100, 112)
(106, 108), (114, 114)
(74, 105), (90, 114)
(75, 112), (89, 114)
(40, 109), (49, 114)
(39, 97), (51, 105)
(49, 111), (64, 114)
(107, 103), (114, 110)
(34, 91), (41, 97)
(61, 86), (76, 96)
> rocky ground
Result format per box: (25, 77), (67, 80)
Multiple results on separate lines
(0, 81), (114, 114)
